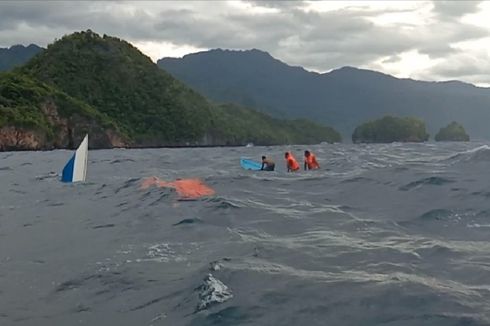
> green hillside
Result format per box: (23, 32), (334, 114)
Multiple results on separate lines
(1, 30), (340, 150)
(209, 103), (341, 145)
(20, 30), (213, 146)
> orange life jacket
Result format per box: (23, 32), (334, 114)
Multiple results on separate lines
(305, 153), (320, 169)
(140, 177), (215, 199)
(286, 153), (300, 171)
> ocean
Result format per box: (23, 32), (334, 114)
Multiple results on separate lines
(1, 142), (490, 325)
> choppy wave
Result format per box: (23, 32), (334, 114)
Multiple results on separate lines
(399, 176), (454, 191)
(2, 142), (490, 325)
(446, 145), (490, 164)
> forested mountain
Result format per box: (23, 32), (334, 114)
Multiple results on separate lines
(0, 31), (340, 150)
(159, 49), (490, 139)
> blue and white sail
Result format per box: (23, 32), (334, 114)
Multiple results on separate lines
(61, 134), (88, 183)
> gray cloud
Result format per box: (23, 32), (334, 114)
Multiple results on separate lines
(0, 0), (489, 85)
(429, 53), (490, 83)
(242, 1), (306, 9)
(432, 1), (482, 19)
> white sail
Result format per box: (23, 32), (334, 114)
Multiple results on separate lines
(72, 134), (88, 182)
(61, 134), (88, 183)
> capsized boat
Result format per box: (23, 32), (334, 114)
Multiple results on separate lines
(240, 158), (262, 171)
(61, 134), (88, 183)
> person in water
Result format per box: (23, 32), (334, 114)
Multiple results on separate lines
(261, 156), (275, 171)
(304, 150), (320, 170)
(285, 152), (300, 172)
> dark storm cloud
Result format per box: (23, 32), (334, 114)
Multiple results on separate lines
(268, 10), (412, 69)
(0, 2), (114, 31)
(0, 1), (165, 45)
(0, 1), (488, 84)
(154, 10), (249, 48)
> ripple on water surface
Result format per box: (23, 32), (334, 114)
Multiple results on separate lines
(2, 143), (490, 325)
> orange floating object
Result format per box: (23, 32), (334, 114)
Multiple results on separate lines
(140, 177), (215, 199)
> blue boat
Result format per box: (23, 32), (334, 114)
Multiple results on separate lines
(240, 158), (262, 171)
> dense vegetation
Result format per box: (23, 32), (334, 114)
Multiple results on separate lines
(209, 104), (341, 145)
(435, 122), (469, 141)
(0, 44), (43, 71)
(0, 72), (121, 149)
(20, 30), (214, 145)
(159, 49), (490, 139)
(1, 30), (340, 150)
(352, 115), (429, 143)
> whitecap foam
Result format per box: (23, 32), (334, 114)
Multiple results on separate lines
(197, 273), (233, 311)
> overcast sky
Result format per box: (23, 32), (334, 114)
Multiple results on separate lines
(1, 1), (489, 86)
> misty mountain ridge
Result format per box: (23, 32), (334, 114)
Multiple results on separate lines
(0, 44), (43, 71)
(159, 48), (490, 139)
(1, 44), (482, 90)
(164, 48), (483, 89)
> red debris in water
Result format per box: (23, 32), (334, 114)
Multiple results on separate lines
(140, 177), (215, 199)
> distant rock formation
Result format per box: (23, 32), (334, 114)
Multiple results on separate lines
(435, 122), (470, 141)
(352, 115), (429, 143)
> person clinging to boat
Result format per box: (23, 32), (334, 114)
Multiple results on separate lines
(304, 150), (320, 170)
(261, 156), (275, 171)
(285, 152), (300, 172)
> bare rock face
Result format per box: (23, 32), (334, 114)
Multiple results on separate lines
(0, 100), (128, 151)
(105, 130), (126, 148)
(0, 127), (45, 151)
(40, 100), (70, 148)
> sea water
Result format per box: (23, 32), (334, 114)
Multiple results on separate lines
(1, 142), (490, 325)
